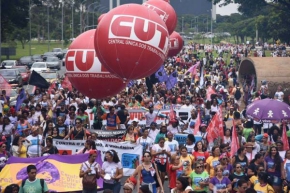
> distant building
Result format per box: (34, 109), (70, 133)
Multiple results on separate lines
(100, 0), (216, 19)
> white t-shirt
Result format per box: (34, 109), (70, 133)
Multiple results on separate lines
(279, 150), (286, 159)
(167, 125), (181, 135)
(246, 149), (257, 162)
(101, 161), (122, 184)
(284, 159), (290, 181)
(148, 129), (160, 142)
(26, 135), (43, 156)
(81, 161), (100, 175)
(165, 140), (179, 155)
(145, 112), (157, 127)
(136, 137), (153, 152)
(152, 144), (171, 163)
(185, 143), (195, 154)
(0, 124), (14, 135)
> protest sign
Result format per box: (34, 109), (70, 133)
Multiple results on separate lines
(89, 129), (126, 142)
(0, 154), (103, 192)
(53, 139), (143, 176)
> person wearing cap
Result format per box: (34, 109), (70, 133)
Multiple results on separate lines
(26, 126), (43, 158)
(244, 142), (257, 162)
(123, 178), (136, 193)
(132, 118), (141, 136)
(79, 149), (101, 193)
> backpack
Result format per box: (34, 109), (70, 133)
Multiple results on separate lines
(234, 88), (242, 100)
(22, 179), (44, 193)
(82, 162), (97, 190)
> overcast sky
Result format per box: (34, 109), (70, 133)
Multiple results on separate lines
(216, 3), (239, 15)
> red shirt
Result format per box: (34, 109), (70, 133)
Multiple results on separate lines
(192, 151), (210, 162)
(169, 164), (177, 189)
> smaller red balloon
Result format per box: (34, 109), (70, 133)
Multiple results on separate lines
(98, 13), (106, 24)
(143, 0), (177, 35)
(168, 31), (183, 57)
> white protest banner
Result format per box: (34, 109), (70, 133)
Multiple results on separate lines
(53, 139), (142, 176)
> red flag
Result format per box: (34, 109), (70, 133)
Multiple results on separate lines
(206, 114), (219, 143)
(48, 81), (56, 95)
(230, 120), (240, 158)
(282, 124), (289, 150)
(169, 104), (176, 122)
(0, 74), (12, 96)
(61, 76), (72, 91)
(217, 107), (224, 138)
(206, 86), (216, 101)
(194, 111), (201, 135)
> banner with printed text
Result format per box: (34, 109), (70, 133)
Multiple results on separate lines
(53, 139), (143, 176)
(0, 154), (103, 192)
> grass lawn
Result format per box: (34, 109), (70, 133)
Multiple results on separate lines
(1, 41), (69, 61)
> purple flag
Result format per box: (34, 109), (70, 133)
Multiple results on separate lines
(155, 65), (168, 82)
(166, 71), (178, 90)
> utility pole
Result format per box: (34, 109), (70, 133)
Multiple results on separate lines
(61, 0), (64, 48)
(47, 2), (50, 51)
(71, 2), (74, 39)
(29, 0), (32, 56)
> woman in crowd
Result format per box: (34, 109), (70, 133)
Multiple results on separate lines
(79, 149), (101, 193)
(151, 137), (171, 186)
(184, 134), (196, 154)
(253, 172), (274, 193)
(189, 161), (209, 192)
(132, 151), (163, 193)
(76, 108), (89, 128)
(179, 146), (194, 176)
(0, 117), (14, 151)
(219, 153), (233, 177)
(64, 118), (87, 140)
(77, 140), (96, 154)
(169, 154), (183, 190)
(11, 136), (31, 158)
(51, 127), (62, 139)
(232, 147), (248, 169)
(209, 165), (232, 192)
(236, 179), (248, 193)
(244, 142), (257, 163)
(229, 163), (248, 192)
(42, 120), (54, 139)
(171, 176), (193, 193)
(100, 150), (123, 193)
(259, 133), (270, 156)
(154, 124), (167, 144)
(196, 124), (208, 146)
(284, 149), (290, 183)
(15, 114), (31, 137)
(122, 125), (138, 143)
(206, 146), (221, 178)
(249, 165), (265, 187)
(192, 141), (209, 163)
(42, 136), (59, 156)
(247, 153), (264, 177)
(264, 145), (284, 192)
(223, 129), (232, 145)
(136, 129), (153, 154)
(0, 142), (10, 171)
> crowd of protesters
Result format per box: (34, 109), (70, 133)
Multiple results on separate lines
(0, 42), (290, 193)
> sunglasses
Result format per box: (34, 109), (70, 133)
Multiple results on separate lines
(222, 158), (227, 160)
(196, 166), (203, 169)
(76, 122), (81, 124)
(236, 166), (242, 169)
(242, 186), (247, 190)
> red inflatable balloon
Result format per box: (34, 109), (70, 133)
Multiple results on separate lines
(65, 29), (126, 99)
(143, 0), (177, 35)
(94, 4), (169, 80)
(98, 13), (106, 24)
(168, 31), (183, 57)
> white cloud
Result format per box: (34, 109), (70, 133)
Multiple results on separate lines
(216, 2), (239, 16)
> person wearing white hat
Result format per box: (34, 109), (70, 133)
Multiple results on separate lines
(132, 118), (141, 136)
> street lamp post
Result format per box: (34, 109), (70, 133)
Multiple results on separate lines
(61, 0), (64, 48)
(210, 9), (213, 46)
(195, 16), (198, 33)
(191, 19), (194, 29)
(80, 0), (88, 34)
(93, 7), (107, 26)
(47, 2), (50, 51)
(182, 17), (184, 33)
(87, 3), (100, 28)
(29, 0), (32, 56)
(71, 1), (74, 39)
